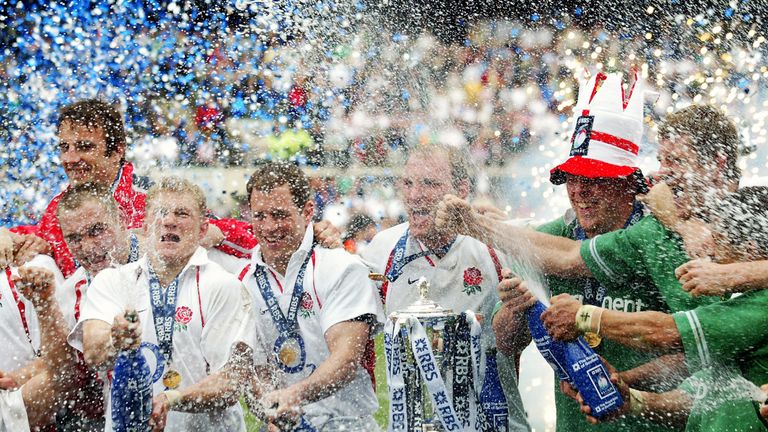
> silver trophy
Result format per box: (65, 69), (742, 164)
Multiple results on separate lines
(386, 278), (460, 432)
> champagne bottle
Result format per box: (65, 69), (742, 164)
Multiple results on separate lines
(527, 301), (573, 383)
(563, 337), (624, 419)
(479, 348), (509, 431)
(111, 311), (153, 432)
(527, 302), (623, 419)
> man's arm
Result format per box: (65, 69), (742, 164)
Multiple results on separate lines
(436, 195), (591, 278)
(150, 343), (253, 430)
(677, 259), (768, 297)
(82, 312), (141, 370)
(492, 272), (535, 356)
(542, 294), (682, 353)
(263, 320), (371, 417)
(620, 353), (689, 391)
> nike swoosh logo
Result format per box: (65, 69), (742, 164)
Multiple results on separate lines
(407, 278), (419, 285)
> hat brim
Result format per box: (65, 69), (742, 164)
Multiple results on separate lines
(550, 157), (648, 193)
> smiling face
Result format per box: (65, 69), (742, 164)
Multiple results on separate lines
(401, 150), (468, 245)
(59, 199), (126, 274)
(58, 120), (123, 186)
(565, 174), (636, 238)
(144, 191), (207, 267)
(656, 135), (718, 221)
(249, 184), (313, 268)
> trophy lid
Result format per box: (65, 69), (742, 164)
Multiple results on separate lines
(389, 277), (454, 319)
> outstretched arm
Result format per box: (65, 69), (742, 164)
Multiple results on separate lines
(677, 259), (768, 297)
(262, 319), (371, 422)
(435, 195), (591, 278)
(542, 294), (682, 353)
(150, 342), (254, 430)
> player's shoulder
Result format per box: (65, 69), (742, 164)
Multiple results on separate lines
(197, 252), (244, 289)
(363, 222), (408, 260)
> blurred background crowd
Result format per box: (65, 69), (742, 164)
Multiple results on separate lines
(3, 0), (768, 243)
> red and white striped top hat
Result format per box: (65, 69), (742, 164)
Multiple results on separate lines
(550, 71), (647, 187)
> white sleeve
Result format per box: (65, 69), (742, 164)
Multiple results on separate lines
(67, 269), (128, 352)
(318, 259), (385, 336)
(200, 275), (262, 372)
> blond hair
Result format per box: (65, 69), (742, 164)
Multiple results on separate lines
(146, 176), (207, 217)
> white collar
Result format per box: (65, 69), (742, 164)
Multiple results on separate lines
(137, 246), (209, 280)
(251, 224), (315, 270)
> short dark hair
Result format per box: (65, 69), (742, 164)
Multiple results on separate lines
(658, 105), (740, 184)
(715, 186), (768, 259)
(246, 162), (311, 209)
(58, 99), (126, 160)
(57, 182), (120, 220)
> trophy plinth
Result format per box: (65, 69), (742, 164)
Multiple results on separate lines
(389, 277), (454, 320)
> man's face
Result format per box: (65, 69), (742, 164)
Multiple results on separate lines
(60, 200), (125, 274)
(565, 174), (636, 237)
(144, 192), (207, 266)
(401, 152), (462, 241)
(58, 121), (123, 186)
(656, 135), (713, 220)
(249, 185), (312, 261)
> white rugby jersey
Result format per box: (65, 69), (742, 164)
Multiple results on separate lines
(241, 225), (384, 425)
(69, 247), (256, 432)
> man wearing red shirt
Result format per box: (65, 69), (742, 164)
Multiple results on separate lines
(19, 99), (256, 277)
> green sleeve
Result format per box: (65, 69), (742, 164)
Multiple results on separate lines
(579, 217), (653, 285)
(673, 290), (768, 373)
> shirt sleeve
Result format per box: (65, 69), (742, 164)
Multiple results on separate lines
(673, 290), (768, 373)
(318, 256), (385, 337)
(68, 269), (128, 352)
(200, 273), (261, 372)
(580, 222), (650, 285)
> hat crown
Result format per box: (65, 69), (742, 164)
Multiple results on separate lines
(575, 71), (644, 119)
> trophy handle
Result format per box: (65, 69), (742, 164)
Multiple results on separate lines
(140, 342), (166, 383)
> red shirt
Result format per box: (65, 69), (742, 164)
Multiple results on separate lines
(18, 162), (256, 277)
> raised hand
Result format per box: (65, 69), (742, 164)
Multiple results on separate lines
(13, 266), (56, 307)
(313, 220), (342, 249)
(434, 194), (479, 238)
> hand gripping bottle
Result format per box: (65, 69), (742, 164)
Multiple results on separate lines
(111, 311), (163, 432)
(479, 348), (509, 431)
(527, 301), (573, 384)
(563, 337), (623, 419)
(527, 301), (623, 419)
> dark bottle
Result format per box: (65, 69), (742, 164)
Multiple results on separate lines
(480, 348), (509, 431)
(111, 312), (159, 432)
(527, 301), (573, 384)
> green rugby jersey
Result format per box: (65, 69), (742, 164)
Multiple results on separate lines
(673, 289), (768, 431)
(537, 213), (674, 431)
(580, 214), (718, 313)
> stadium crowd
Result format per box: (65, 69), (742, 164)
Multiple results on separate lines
(3, 2), (768, 432)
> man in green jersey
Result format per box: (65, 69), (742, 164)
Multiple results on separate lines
(494, 72), (679, 431)
(437, 103), (737, 316)
(565, 186), (768, 431)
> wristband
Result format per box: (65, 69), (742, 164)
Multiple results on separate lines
(164, 390), (182, 409)
(629, 388), (645, 416)
(575, 305), (604, 334)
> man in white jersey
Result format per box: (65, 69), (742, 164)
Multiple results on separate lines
(239, 162), (384, 430)
(0, 233), (78, 431)
(360, 144), (530, 431)
(70, 177), (255, 431)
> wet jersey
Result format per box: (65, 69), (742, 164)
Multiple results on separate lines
(538, 211), (673, 432)
(580, 215), (718, 313)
